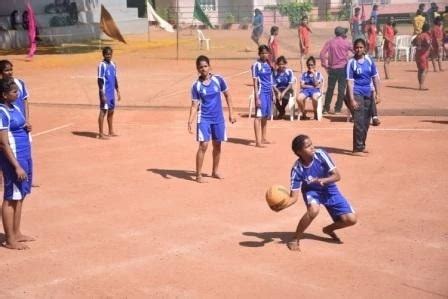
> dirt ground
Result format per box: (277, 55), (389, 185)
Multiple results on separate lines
(0, 24), (447, 298)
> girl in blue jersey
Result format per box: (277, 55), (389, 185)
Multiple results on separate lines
(346, 39), (381, 155)
(252, 45), (274, 147)
(0, 60), (32, 132)
(276, 135), (357, 251)
(273, 56), (294, 120)
(188, 56), (236, 183)
(0, 78), (34, 250)
(98, 47), (121, 139)
(297, 56), (323, 120)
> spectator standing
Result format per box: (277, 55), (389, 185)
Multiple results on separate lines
(320, 26), (353, 114)
(251, 9), (264, 46)
(382, 17), (396, 79)
(351, 7), (364, 41)
(413, 10), (426, 35)
(430, 17), (444, 71)
(298, 16), (312, 72)
(426, 3), (440, 26)
(370, 5), (379, 26)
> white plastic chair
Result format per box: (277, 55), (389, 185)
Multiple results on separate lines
(197, 29), (210, 50)
(376, 35), (384, 61)
(394, 35), (412, 62)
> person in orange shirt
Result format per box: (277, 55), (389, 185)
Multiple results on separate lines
(431, 17), (444, 71)
(365, 17), (377, 57)
(412, 24), (432, 90)
(382, 17), (396, 79)
(298, 16), (312, 72)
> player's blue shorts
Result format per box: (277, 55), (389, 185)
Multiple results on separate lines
(1, 157), (32, 200)
(302, 188), (354, 221)
(255, 90), (273, 118)
(197, 121), (226, 142)
(300, 88), (321, 99)
(99, 93), (116, 110)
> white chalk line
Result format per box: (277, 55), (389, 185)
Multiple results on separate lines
(119, 123), (448, 132)
(32, 123), (74, 137)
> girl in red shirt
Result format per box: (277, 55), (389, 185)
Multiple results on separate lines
(365, 17), (377, 57)
(431, 17), (444, 72)
(298, 16), (312, 72)
(412, 23), (432, 90)
(268, 26), (280, 68)
(382, 17), (396, 79)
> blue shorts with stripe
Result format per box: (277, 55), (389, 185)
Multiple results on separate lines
(1, 157), (32, 200)
(99, 93), (116, 110)
(197, 121), (226, 142)
(256, 90), (273, 118)
(302, 188), (354, 221)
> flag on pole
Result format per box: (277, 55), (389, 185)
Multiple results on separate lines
(147, 0), (174, 32)
(26, 2), (37, 58)
(193, 0), (213, 28)
(100, 4), (126, 44)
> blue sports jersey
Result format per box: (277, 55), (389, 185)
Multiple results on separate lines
(0, 104), (31, 160)
(274, 68), (294, 91)
(191, 74), (228, 124)
(98, 60), (117, 101)
(300, 71), (323, 90)
(290, 149), (338, 193)
(13, 78), (28, 117)
(346, 55), (378, 97)
(252, 60), (273, 93)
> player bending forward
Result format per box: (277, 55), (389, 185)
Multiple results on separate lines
(277, 135), (357, 251)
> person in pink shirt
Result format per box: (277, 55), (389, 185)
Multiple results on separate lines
(431, 17), (444, 72)
(298, 16), (312, 72)
(319, 26), (353, 114)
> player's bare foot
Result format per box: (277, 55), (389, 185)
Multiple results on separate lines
(16, 234), (36, 242)
(255, 143), (265, 148)
(108, 133), (119, 137)
(261, 139), (271, 144)
(2, 240), (29, 250)
(196, 175), (204, 183)
(97, 134), (109, 140)
(287, 240), (301, 251)
(211, 173), (223, 179)
(323, 227), (343, 243)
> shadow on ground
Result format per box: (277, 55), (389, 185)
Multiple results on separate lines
(420, 120), (448, 124)
(319, 146), (353, 156)
(239, 231), (340, 247)
(227, 137), (253, 146)
(72, 131), (98, 139)
(147, 168), (197, 181)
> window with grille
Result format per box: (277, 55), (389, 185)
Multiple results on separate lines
(200, 0), (216, 11)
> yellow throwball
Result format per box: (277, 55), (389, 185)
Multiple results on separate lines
(265, 184), (289, 211)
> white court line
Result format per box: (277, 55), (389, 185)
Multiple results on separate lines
(32, 123), (74, 137)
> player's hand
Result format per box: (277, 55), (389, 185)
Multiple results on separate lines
(188, 122), (194, 134)
(309, 178), (324, 186)
(25, 122), (32, 132)
(350, 100), (359, 110)
(375, 94), (381, 104)
(117, 91), (121, 102)
(100, 95), (106, 105)
(255, 98), (261, 108)
(15, 166), (27, 181)
(229, 116), (236, 124)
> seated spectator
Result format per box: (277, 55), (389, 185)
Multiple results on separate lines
(273, 56), (294, 119)
(297, 56), (324, 120)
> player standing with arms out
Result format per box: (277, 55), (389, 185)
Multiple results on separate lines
(98, 46), (121, 139)
(252, 45), (274, 147)
(347, 39), (381, 155)
(0, 78), (35, 250)
(188, 55), (236, 183)
(274, 135), (357, 251)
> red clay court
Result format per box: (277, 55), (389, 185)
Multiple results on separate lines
(0, 25), (447, 297)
